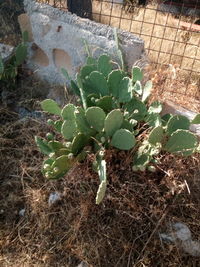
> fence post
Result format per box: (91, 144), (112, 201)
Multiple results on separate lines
(67, 0), (92, 19)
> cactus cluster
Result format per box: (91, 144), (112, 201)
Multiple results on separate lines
(36, 51), (200, 205)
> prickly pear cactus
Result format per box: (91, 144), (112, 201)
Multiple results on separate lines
(36, 50), (200, 205)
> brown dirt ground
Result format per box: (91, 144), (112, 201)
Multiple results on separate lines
(1, 76), (200, 267)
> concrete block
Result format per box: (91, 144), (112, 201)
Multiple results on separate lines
(22, 0), (146, 85)
(18, 13), (34, 41)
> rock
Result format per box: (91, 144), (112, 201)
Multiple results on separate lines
(0, 43), (14, 63)
(19, 208), (26, 216)
(160, 222), (200, 257)
(77, 262), (89, 267)
(48, 192), (61, 206)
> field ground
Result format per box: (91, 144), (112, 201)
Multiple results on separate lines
(0, 74), (200, 266)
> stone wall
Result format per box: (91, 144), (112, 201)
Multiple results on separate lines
(18, 0), (146, 85)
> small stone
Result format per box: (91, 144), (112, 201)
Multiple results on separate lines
(19, 208), (25, 217)
(172, 222), (192, 241)
(48, 192), (61, 206)
(77, 262), (88, 267)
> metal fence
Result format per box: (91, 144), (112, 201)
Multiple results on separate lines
(34, 0), (200, 109)
(1, 0), (200, 109)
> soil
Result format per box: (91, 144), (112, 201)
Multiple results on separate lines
(0, 74), (200, 266)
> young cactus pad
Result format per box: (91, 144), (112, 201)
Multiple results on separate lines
(61, 120), (77, 140)
(41, 99), (61, 115)
(61, 104), (76, 120)
(132, 66), (143, 82)
(111, 129), (136, 150)
(97, 54), (112, 77)
(86, 107), (106, 132)
(108, 69), (125, 98)
(118, 77), (132, 103)
(104, 109), (123, 137)
(35, 136), (52, 155)
(89, 71), (109, 96)
(148, 126), (164, 145)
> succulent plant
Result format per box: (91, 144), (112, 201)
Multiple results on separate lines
(36, 49), (200, 205)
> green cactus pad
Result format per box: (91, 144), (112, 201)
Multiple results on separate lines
(71, 80), (80, 96)
(133, 154), (150, 168)
(42, 158), (54, 175)
(61, 120), (77, 140)
(104, 109), (123, 137)
(166, 115), (190, 135)
(142, 80), (153, 102)
(124, 97), (147, 121)
(61, 104), (76, 120)
(35, 136), (52, 155)
(121, 119), (133, 132)
(48, 141), (64, 151)
(96, 96), (114, 112)
(164, 129), (198, 156)
(97, 54), (112, 77)
(119, 77), (132, 103)
(89, 71), (109, 96)
(132, 66), (143, 82)
(51, 155), (72, 179)
(108, 69), (125, 98)
(71, 133), (89, 155)
(161, 113), (173, 126)
(61, 68), (70, 81)
(80, 65), (97, 79)
(86, 107), (106, 132)
(15, 43), (27, 66)
(56, 148), (71, 157)
(41, 99), (61, 116)
(191, 114), (200, 124)
(111, 129), (136, 150)
(148, 126), (164, 145)
(75, 107), (96, 136)
(87, 56), (97, 65)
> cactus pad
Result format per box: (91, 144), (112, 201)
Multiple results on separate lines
(104, 109), (123, 136)
(132, 66), (143, 82)
(148, 126), (164, 145)
(41, 99), (61, 116)
(164, 129), (198, 156)
(166, 115), (190, 135)
(86, 107), (106, 132)
(111, 129), (136, 150)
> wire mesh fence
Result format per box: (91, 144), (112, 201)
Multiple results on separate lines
(35, 0), (200, 108)
(1, 0), (199, 109)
